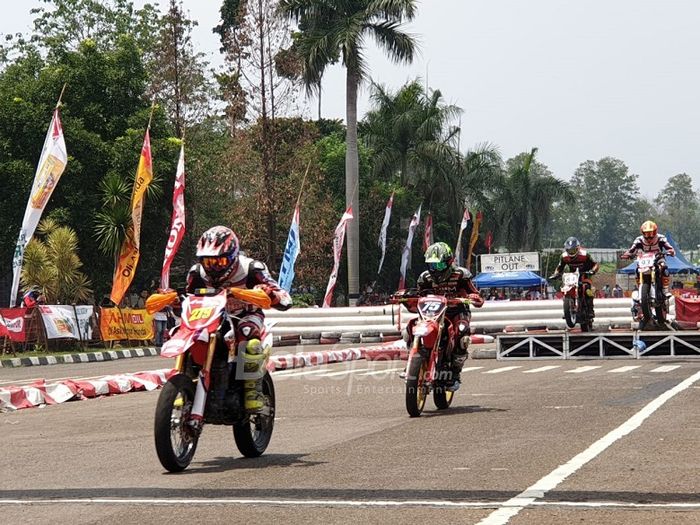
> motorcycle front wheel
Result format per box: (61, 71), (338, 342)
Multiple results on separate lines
(233, 372), (275, 457)
(654, 285), (668, 327)
(563, 296), (577, 328)
(405, 353), (428, 417)
(640, 282), (653, 324)
(154, 374), (199, 473)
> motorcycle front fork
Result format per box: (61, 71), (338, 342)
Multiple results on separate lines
(189, 334), (217, 425)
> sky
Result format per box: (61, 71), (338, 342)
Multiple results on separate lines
(2, 0), (700, 198)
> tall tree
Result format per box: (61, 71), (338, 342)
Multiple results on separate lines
(280, 0), (418, 305)
(491, 148), (574, 252)
(654, 173), (700, 249)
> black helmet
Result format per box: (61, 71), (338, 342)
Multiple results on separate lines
(564, 237), (580, 256)
(424, 242), (455, 282)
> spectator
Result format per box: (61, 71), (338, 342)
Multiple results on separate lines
(153, 305), (171, 346)
(602, 284), (610, 298)
(134, 289), (148, 309)
(613, 284), (623, 298)
(22, 287), (46, 308)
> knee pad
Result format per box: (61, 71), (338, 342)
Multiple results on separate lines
(458, 335), (470, 352)
(240, 338), (269, 377)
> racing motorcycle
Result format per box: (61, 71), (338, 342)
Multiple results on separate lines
(630, 251), (668, 330)
(393, 290), (472, 417)
(146, 287), (275, 472)
(559, 269), (593, 332)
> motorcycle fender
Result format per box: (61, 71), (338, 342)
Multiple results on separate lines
(416, 320), (439, 350)
(161, 327), (208, 359)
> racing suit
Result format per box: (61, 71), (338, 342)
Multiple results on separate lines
(404, 266), (484, 383)
(551, 250), (600, 317)
(186, 254), (291, 411)
(622, 234), (675, 295)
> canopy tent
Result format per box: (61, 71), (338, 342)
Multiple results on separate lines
(618, 232), (699, 275)
(473, 270), (547, 288)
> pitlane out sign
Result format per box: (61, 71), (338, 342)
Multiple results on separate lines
(480, 252), (540, 272)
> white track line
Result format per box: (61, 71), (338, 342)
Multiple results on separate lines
(484, 366), (521, 374)
(523, 366), (560, 374)
(462, 366), (484, 372)
(650, 365), (681, 373)
(476, 369), (700, 525)
(1, 498), (699, 510)
(313, 367), (374, 378)
(565, 366), (601, 374)
(357, 367), (405, 377)
(608, 366), (641, 373)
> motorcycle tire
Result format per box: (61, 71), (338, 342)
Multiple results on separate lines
(233, 372), (275, 458)
(405, 353), (428, 417)
(563, 296), (577, 328)
(433, 385), (454, 410)
(640, 283), (653, 324)
(154, 374), (198, 473)
(654, 286), (668, 327)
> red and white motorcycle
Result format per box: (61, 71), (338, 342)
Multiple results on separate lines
(147, 287), (275, 472)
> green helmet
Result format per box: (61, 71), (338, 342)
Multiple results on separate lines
(424, 242), (455, 282)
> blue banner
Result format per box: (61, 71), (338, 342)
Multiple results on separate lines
(278, 206), (300, 292)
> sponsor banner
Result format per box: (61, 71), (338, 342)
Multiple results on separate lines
(99, 307), (154, 341)
(110, 129), (153, 305)
(161, 144), (186, 289)
(38, 305), (94, 340)
(0, 308), (28, 342)
(278, 204), (301, 292)
(480, 251), (540, 272)
(398, 204), (421, 290)
(377, 192), (394, 274)
(10, 109), (68, 306)
(423, 212), (433, 252)
(455, 208), (471, 266)
(322, 208), (354, 308)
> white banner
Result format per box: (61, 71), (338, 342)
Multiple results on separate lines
(278, 204), (301, 292)
(480, 252), (540, 272)
(377, 192), (394, 274)
(399, 204), (422, 289)
(455, 207), (470, 266)
(323, 208), (353, 308)
(39, 305), (94, 340)
(10, 109), (68, 306)
(161, 144), (186, 290)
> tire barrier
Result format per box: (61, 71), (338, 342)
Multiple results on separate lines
(264, 298), (666, 346)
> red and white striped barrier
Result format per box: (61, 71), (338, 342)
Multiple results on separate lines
(0, 335), (494, 412)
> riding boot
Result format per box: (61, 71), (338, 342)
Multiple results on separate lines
(448, 349), (468, 392)
(662, 276), (672, 298)
(242, 339), (269, 412)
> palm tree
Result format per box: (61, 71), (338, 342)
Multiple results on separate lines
(21, 218), (93, 304)
(491, 148), (575, 251)
(279, 0), (418, 305)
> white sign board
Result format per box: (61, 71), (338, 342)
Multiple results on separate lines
(480, 252), (540, 272)
(39, 305), (94, 340)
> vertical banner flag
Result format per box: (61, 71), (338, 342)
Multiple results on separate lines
(377, 192), (394, 274)
(423, 212), (433, 252)
(10, 108), (67, 306)
(485, 230), (493, 254)
(454, 208), (471, 267)
(466, 211), (483, 270)
(398, 204), (422, 290)
(110, 129), (153, 305)
(161, 144), (186, 290)
(278, 204), (301, 292)
(322, 208), (353, 308)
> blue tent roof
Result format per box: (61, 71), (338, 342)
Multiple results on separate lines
(474, 270), (547, 288)
(617, 232), (699, 274)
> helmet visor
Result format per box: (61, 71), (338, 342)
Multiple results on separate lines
(566, 247), (578, 256)
(427, 261), (448, 272)
(201, 255), (232, 273)
(643, 231), (655, 239)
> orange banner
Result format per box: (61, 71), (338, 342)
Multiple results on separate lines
(99, 307), (154, 341)
(110, 130), (153, 305)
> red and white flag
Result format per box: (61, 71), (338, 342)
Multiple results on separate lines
(455, 207), (471, 267)
(398, 204), (422, 290)
(377, 192), (394, 274)
(322, 208), (354, 308)
(161, 144), (186, 290)
(423, 212), (433, 252)
(10, 107), (68, 306)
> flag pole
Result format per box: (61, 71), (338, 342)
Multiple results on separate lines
(295, 158), (311, 207)
(56, 83), (67, 109)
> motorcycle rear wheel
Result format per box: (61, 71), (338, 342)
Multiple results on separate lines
(154, 374), (198, 473)
(563, 296), (577, 328)
(233, 372), (275, 457)
(405, 354), (428, 417)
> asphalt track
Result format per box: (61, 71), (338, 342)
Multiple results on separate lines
(1, 347), (700, 524)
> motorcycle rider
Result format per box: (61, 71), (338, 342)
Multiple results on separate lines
(185, 226), (291, 411)
(549, 237), (600, 318)
(620, 220), (675, 297)
(400, 242), (483, 391)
